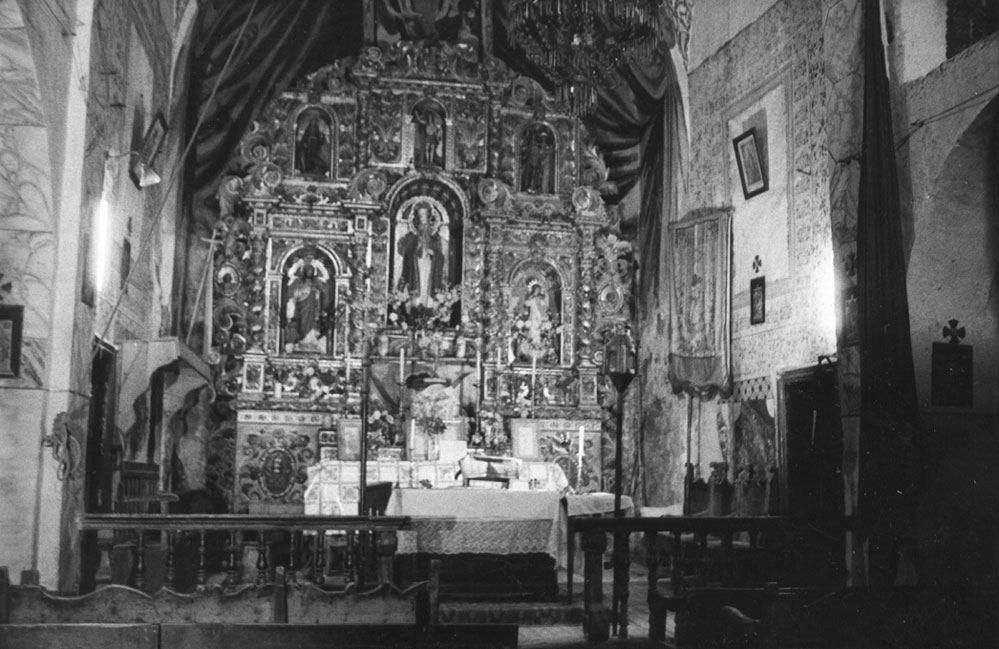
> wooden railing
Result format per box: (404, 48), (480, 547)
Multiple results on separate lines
(78, 514), (411, 593)
(571, 515), (790, 642)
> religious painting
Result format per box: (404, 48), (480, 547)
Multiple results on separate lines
(0, 304), (23, 377)
(293, 107), (334, 178)
(733, 128), (768, 199)
(750, 276), (766, 325)
(508, 262), (562, 365)
(281, 250), (337, 355)
(411, 99), (446, 168)
(260, 447), (296, 498)
(337, 419), (363, 461)
(519, 122), (556, 194)
(391, 196), (455, 314)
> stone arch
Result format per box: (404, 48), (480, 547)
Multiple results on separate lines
(907, 95), (998, 413)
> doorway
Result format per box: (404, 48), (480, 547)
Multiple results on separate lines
(777, 361), (845, 586)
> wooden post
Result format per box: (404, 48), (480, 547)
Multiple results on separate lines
(95, 529), (114, 586)
(0, 566), (10, 624)
(375, 530), (398, 586)
(196, 530), (207, 590)
(645, 530), (667, 642)
(613, 529), (630, 638)
(428, 558), (441, 626)
(165, 530), (176, 590)
(273, 566), (288, 623)
(135, 533), (146, 591)
(226, 530), (238, 590)
(582, 528), (609, 641)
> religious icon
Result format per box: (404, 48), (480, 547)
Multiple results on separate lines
(412, 99), (446, 168)
(294, 107), (333, 178)
(733, 128), (768, 199)
(519, 122), (556, 194)
(394, 199), (449, 307)
(510, 267), (562, 364)
(283, 253), (336, 354)
(260, 448), (295, 497)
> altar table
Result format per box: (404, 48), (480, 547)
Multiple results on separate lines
(387, 488), (564, 558)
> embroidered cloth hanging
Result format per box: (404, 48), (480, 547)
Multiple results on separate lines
(667, 208), (732, 397)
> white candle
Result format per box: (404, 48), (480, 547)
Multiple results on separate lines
(577, 425), (586, 458)
(345, 358), (351, 382)
(531, 355), (537, 386)
(274, 382), (282, 399)
(399, 347), (406, 383)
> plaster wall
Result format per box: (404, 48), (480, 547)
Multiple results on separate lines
(0, 0), (63, 581)
(688, 0), (782, 71)
(896, 33), (999, 417)
(684, 0), (838, 480)
(888, 0), (947, 84)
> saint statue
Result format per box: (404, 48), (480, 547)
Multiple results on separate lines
(397, 203), (447, 306)
(413, 103), (445, 168)
(520, 125), (554, 193)
(295, 115), (329, 177)
(284, 261), (330, 353)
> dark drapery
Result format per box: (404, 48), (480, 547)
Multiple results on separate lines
(187, 0), (363, 196)
(856, 0), (919, 586)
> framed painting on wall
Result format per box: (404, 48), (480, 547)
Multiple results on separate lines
(733, 128), (768, 199)
(0, 304), (23, 377)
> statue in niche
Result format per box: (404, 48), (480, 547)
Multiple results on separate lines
(294, 108), (332, 177)
(510, 270), (561, 364)
(283, 254), (335, 354)
(412, 100), (446, 168)
(520, 123), (555, 194)
(396, 200), (447, 306)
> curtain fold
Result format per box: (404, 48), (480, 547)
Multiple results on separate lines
(188, 0), (361, 199)
(856, 0), (919, 585)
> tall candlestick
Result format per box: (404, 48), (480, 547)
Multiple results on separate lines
(399, 347), (406, 383)
(345, 358), (351, 382)
(577, 425), (586, 488)
(530, 355), (538, 413)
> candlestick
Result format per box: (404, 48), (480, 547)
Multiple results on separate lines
(345, 358), (351, 382)
(399, 347), (406, 383)
(577, 425), (585, 488)
(531, 355), (538, 411)
(274, 382), (283, 399)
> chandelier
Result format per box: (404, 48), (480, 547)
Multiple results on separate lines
(508, 0), (671, 117)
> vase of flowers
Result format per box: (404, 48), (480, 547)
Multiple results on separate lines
(408, 383), (457, 460)
(472, 408), (510, 456)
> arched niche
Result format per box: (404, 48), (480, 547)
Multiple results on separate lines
(410, 98), (447, 169)
(517, 121), (557, 194)
(507, 259), (565, 365)
(277, 246), (349, 355)
(292, 105), (336, 179)
(383, 176), (466, 329)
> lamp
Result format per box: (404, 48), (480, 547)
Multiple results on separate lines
(133, 159), (162, 188)
(508, 0), (673, 116)
(602, 330), (636, 516)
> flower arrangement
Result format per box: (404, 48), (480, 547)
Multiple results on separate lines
(471, 408), (510, 455)
(408, 383), (458, 438)
(388, 286), (461, 334)
(366, 408), (397, 451)
(269, 360), (344, 400)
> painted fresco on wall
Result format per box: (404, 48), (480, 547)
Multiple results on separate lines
(294, 107), (333, 178)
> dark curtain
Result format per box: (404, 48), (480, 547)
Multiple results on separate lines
(856, 0), (919, 586)
(187, 0), (363, 199)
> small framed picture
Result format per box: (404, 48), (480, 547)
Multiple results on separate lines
(511, 421), (540, 460)
(733, 128), (768, 199)
(750, 276), (766, 325)
(0, 304), (23, 377)
(337, 419), (363, 461)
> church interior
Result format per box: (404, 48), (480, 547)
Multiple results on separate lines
(0, 0), (997, 647)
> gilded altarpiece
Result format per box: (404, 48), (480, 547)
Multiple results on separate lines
(210, 43), (635, 511)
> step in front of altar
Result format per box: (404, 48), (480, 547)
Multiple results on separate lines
(439, 600), (583, 626)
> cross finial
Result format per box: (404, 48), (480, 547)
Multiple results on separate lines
(752, 255), (762, 274)
(942, 319), (966, 345)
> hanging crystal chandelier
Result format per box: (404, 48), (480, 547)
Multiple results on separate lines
(508, 0), (671, 116)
